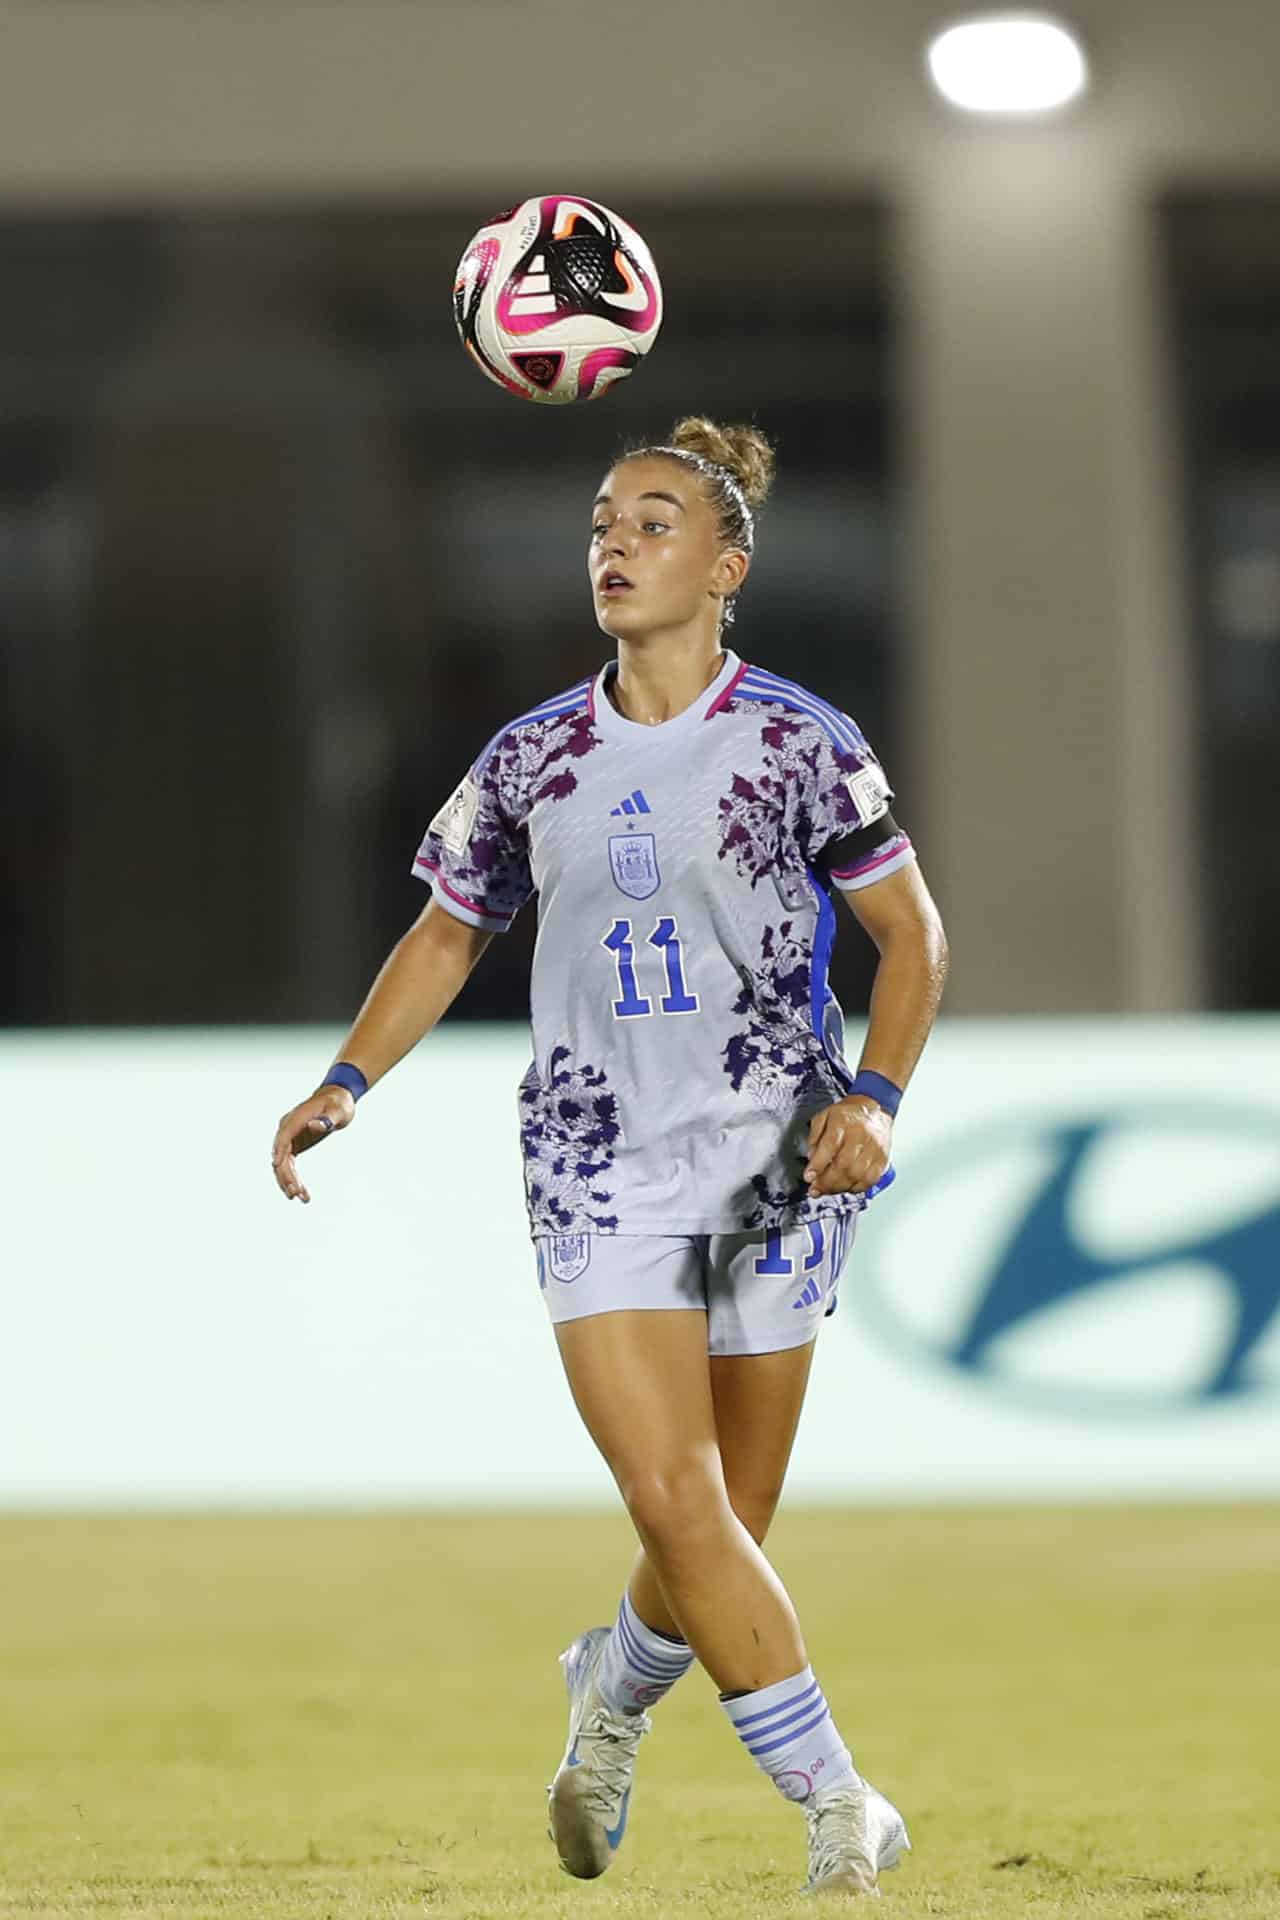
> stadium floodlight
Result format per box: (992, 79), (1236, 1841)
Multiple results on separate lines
(926, 13), (1089, 115)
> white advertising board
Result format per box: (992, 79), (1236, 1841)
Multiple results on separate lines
(2, 1020), (1278, 1503)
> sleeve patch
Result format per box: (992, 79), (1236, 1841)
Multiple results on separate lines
(844, 763), (891, 829)
(429, 775), (480, 855)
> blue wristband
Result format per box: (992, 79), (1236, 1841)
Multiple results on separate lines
(323, 1061), (368, 1102)
(850, 1069), (902, 1118)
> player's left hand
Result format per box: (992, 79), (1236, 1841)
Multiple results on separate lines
(804, 1096), (892, 1197)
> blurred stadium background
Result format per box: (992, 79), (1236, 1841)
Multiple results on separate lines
(2, 3), (1277, 1914)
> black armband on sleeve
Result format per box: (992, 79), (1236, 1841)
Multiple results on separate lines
(817, 809), (903, 876)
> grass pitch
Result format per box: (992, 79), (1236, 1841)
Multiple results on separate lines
(0, 1505), (1276, 1919)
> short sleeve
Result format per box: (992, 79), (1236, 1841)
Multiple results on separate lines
(411, 743), (533, 932)
(791, 716), (917, 894)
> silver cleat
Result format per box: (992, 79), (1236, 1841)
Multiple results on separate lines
(803, 1778), (911, 1897)
(547, 1626), (651, 1879)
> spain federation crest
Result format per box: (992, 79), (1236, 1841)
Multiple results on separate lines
(609, 832), (661, 900)
(547, 1232), (591, 1283)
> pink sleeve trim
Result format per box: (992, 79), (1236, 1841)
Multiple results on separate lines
(829, 838), (917, 893)
(412, 856), (515, 930)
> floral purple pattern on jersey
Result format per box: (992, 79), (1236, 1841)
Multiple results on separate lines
(717, 764), (785, 885)
(520, 1044), (621, 1234)
(416, 706), (601, 923)
(743, 1170), (857, 1233)
(723, 919), (847, 1116)
(716, 699), (881, 880)
(506, 707), (600, 808)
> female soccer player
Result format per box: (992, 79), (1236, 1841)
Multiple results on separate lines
(271, 418), (948, 1897)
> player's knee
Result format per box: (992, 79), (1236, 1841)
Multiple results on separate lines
(724, 1478), (785, 1544)
(619, 1456), (728, 1556)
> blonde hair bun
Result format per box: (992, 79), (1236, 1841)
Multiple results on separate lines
(669, 417), (776, 514)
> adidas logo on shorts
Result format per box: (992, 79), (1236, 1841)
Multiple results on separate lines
(791, 1275), (823, 1311)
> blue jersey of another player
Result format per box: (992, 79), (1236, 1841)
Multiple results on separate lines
(413, 649), (914, 1238)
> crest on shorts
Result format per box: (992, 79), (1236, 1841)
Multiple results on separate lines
(609, 832), (660, 900)
(547, 1232), (591, 1283)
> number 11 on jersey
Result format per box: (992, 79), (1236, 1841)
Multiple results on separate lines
(602, 917), (700, 1019)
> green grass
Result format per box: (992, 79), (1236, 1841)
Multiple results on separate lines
(1, 1506), (1276, 1918)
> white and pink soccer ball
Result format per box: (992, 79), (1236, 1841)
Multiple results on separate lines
(453, 195), (662, 405)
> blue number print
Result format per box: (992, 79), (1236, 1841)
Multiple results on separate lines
(754, 1222), (828, 1280)
(603, 916), (698, 1019)
(601, 919), (653, 1019)
(754, 1229), (795, 1276)
(648, 916), (699, 1014)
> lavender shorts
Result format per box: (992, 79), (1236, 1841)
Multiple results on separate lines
(534, 1217), (855, 1357)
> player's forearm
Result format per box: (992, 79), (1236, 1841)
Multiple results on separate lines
(856, 913), (949, 1094)
(330, 909), (491, 1090)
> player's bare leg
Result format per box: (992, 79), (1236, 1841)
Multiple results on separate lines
(550, 1310), (909, 1893)
(555, 1309), (806, 1690)
(626, 1340), (817, 1633)
(547, 1308), (808, 1876)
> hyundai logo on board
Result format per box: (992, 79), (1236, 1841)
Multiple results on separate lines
(856, 1108), (1280, 1414)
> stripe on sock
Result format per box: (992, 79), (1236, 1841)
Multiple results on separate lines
(618, 1593), (690, 1661)
(729, 1676), (822, 1732)
(745, 1704), (833, 1756)
(740, 1692), (830, 1752)
(617, 1609), (687, 1681)
(596, 1592), (695, 1717)
(618, 1628), (689, 1677)
(721, 1665), (858, 1805)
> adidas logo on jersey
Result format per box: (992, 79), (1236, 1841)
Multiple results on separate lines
(610, 789), (652, 817)
(791, 1275), (823, 1310)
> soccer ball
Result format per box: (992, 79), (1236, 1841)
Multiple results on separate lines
(452, 195), (662, 406)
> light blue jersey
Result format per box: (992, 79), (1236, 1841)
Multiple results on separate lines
(413, 650), (914, 1236)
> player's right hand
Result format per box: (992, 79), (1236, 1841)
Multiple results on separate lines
(270, 1087), (356, 1203)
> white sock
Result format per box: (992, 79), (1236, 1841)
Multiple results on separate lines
(596, 1591), (694, 1715)
(720, 1665), (859, 1803)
